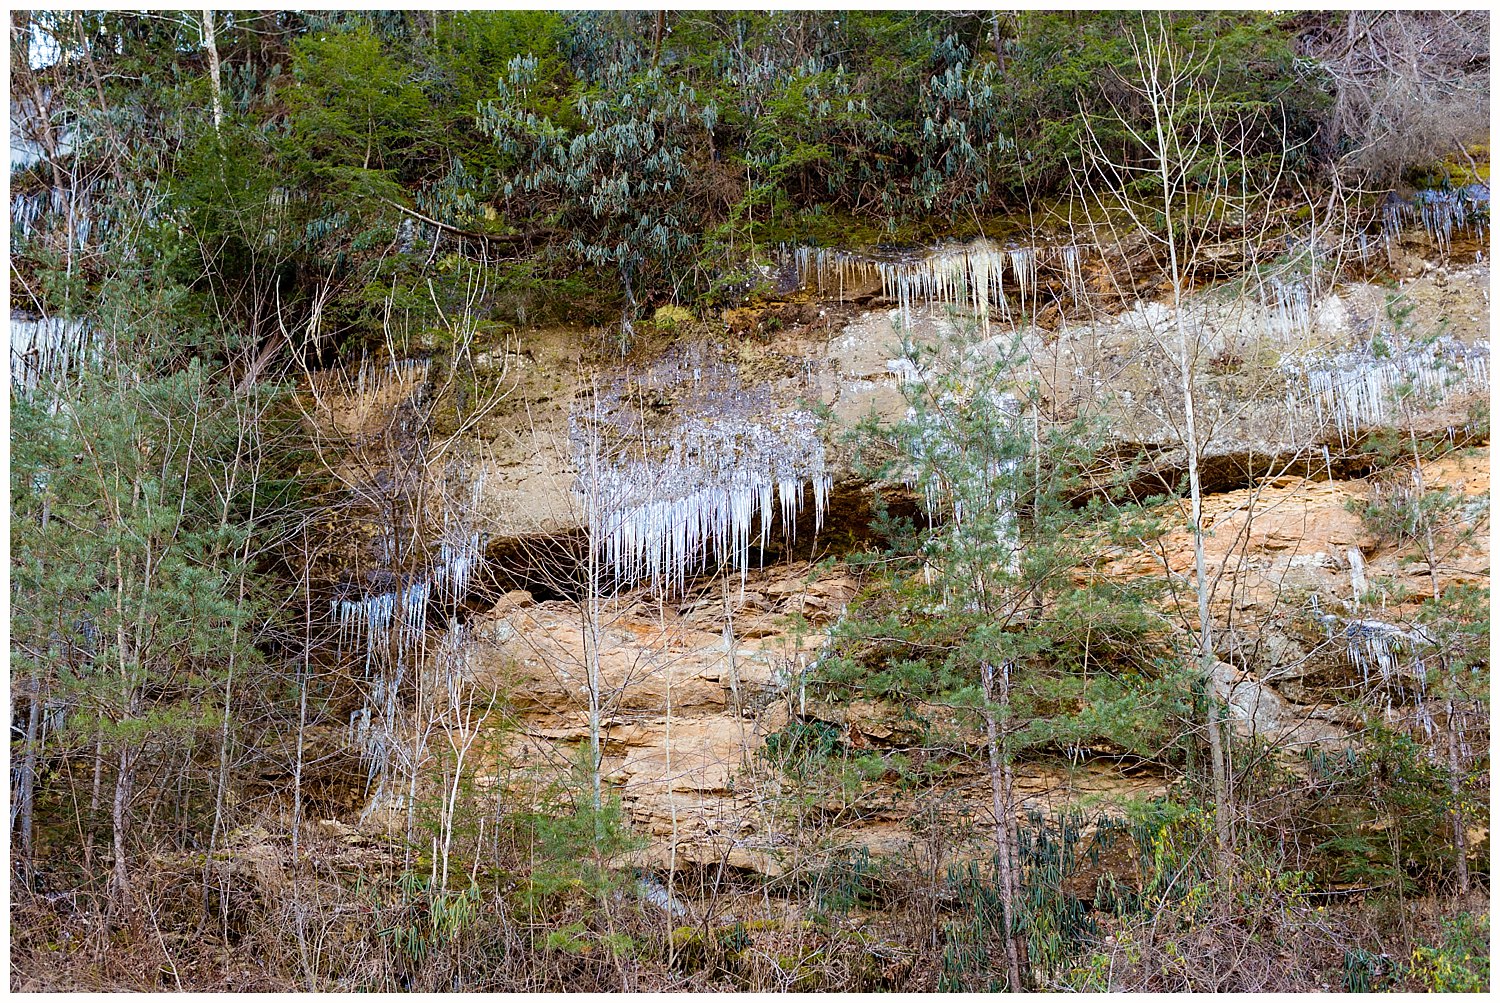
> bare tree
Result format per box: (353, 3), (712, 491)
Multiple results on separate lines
(1070, 16), (1236, 859)
(1295, 11), (1490, 184)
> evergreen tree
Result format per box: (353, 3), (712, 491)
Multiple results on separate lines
(820, 328), (1180, 988)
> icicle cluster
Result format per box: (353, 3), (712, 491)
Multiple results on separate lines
(1282, 336), (1489, 445)
(334, 468), (487, 776)
(573, 346), (830, 595)
(1261, 275), (1313, 337)
(1344, 618), (1431, 686)
(309, 353), (433, 408)
(1341, 617), (1437, 735)
(10, 187), (71, 237)
(11, 314), (98, 392)
(333, 477), (487, 659)
(786, 244), (883, 300)
(1383, 183), (1489, 252)
(785, 239), (1075, 328)
(1059, 244), (1088, 299)
(11, 181), (163, 250)
(354, 355), (431, 397)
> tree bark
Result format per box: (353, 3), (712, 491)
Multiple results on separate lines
(981, 659), (1024, 990)
(652, 11), (666, 66)
(110, 746), (134, 908)
(1409, 426), (1467, 894)
(1446, 700), (1470, 894)
(202, 10), (223, 132)
(582, 386), (607, 846)
(1138, 18), (1233, 861)
(15, 686), (43, 882)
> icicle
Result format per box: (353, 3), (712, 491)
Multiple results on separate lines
(10, 315), (97, 392)
(1378, 183), (1489, 251)
(783, 238), (1046, 327)
(573, 346), (829, 595)
(1347, 547), (1367, 605)
(1059, 244), (1087, 299)
(1283, 336), (1489, 446)
(1009, 247), (1037, 307)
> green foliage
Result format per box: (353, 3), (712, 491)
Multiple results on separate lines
(1342, 946), (1394, 992)
(1006, 11), (1320, 190)
(13, 10), (1351, 316)
(763, 719), (844, 767)
(1411, 912), (1490, 992)
(814, 846), (879, 913)
(481, 54), (707, 327)
(1297, 727), (1474, 890)
(11, 350), (277, 863)
(510, 791), (645, 907)
(820, 330), (1174, 758)
(940, 810), (1128, 991)
(379, 873), (485, 969)
(287, 25), (425, 177)
(1121, 799), (1217, 915)
(1351, 477), (1468, 549)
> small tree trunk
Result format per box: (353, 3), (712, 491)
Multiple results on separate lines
(652, 11), (666, 65)
(293, 534), (312, 859)
(87, 731), (104, 870)
(582, 386), (607, 847)
(15, 686), (43, 882)
(110, 746), (134, 908)
(1144, 29), (1233, 858)
(202, 10), (223, 132)
(981, 659), (1024, 991)
(1408, 426), (1467, 893)
(1446, 700), (1470, 895)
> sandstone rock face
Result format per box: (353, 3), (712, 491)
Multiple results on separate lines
(464, 560), (1173, 874)
(457, 257), (1486, 544)
(448, 438), (1488, 875)
(329, 238), (1488, 880)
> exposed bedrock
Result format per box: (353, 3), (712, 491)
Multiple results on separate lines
(401, 246), (1489, 878)
(465, 259), (1488, 549)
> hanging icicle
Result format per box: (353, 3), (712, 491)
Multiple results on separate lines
(573, 344), (830, 595)
(1282, 335), (1489, 446)
(1380, 183), (1489, 252)
(10, 314), (99, 392)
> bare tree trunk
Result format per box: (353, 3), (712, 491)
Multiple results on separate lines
(88, 731), (104, 871)
(11, 10), (30, 69)
(1183, 366), (1232, 859)
(981, 659), (1024, 990)
(1408, 426), (1467, 894)
(15, 686), (43, 882)
(652, 11), (666, 65)
(1446, 700), (1470, 894)
(110, 746), (134, 907)
(293, 539), (311, 859)
(1137, 17), (1233, 859)
(202, 10), (223, 132)
(582, 387), (607, 843)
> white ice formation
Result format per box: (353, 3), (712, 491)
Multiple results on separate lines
(1281, 336), (1489, 445)
(572, 344), (830, 595)
(333, 478), (487, 663)
(11, 314), (97, 392)
(1340, 616), (1442, 735)
(1383, 183), (1489, 253)
(786, 239), (1072, 328)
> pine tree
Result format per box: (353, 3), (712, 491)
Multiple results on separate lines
(820, 328), (1175, 988)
